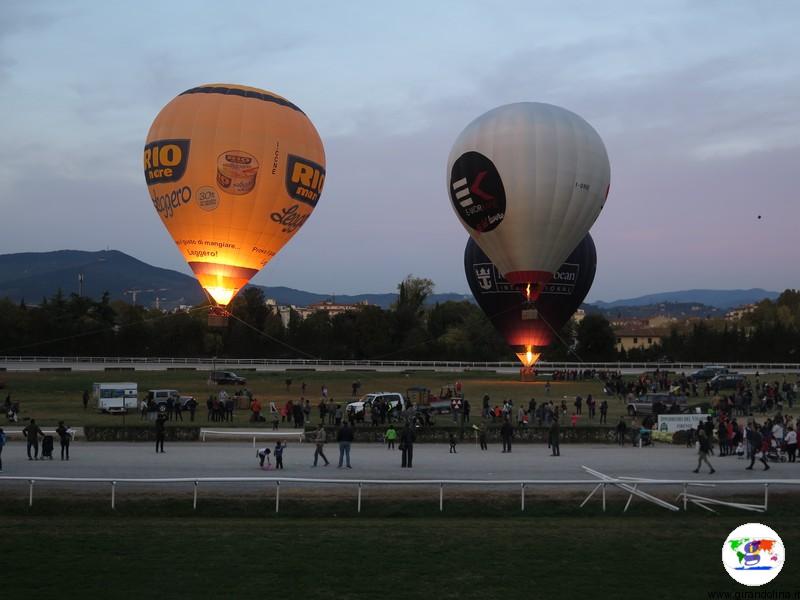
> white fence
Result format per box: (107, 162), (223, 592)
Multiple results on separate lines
(200, 429), (305, 446)
(2, 468), (798, 514)
(1, 355), (799, 373)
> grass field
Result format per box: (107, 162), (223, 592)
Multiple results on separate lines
(2, 497), (798, 599)
(1, 369), (616, 428)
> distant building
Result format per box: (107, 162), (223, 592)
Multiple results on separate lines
(614, 328), (667, 353)
(725, 303), (757, 322)
(266, 298), (370, 328)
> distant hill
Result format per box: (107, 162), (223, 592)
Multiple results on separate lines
(590, 289), (779, 310)
(0, 250), (207, 307)
(584, 302), (724, 320)
(0, 250), (470, 309)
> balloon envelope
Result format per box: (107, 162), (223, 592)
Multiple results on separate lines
(464, 233), (596, 365)
(449, 103), (608, 300)
(144, 84), (325, 306)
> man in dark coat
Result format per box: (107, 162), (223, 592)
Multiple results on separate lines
(23, 419), (44, 460)
(549, 419), (561, 456)
(500, 419), (514, 453)
(400, 424), (416, 468)
(155, 413), (167, 454)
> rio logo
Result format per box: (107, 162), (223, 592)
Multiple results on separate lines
(143, 139), (190, 185)
(285, 155), (325, 207)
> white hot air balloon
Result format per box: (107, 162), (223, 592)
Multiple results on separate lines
(447, 102), (609, 301)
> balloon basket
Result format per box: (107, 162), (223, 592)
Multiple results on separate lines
(519, 367), (537, 382)
(208, 306), (229, 328)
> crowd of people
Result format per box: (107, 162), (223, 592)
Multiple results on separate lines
(4, 372), (799, 476)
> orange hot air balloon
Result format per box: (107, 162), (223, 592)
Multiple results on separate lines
(144, 84), (325, 306)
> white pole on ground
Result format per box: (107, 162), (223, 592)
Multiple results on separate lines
(28, 479), (33, 507)
(193, 481), (198, 510)
(764, 483), (769, 511)
(439, 483), (444, 512)
(275, 481), (280, 513)
(111, 481), (116, 510)
(624, 484), (637, 513)
(358, 483), (362, 513)
(521, 483), (525, 512)
(579, 483), (602, 508)
(253, 436), (256, 448)
(602, 483), (606, 512)
(683, 483), (688, 511)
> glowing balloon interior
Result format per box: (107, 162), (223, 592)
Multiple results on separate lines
(464, 234), (597, 367)
(449, 103), (609, 301)
(144, 84), (326, 306)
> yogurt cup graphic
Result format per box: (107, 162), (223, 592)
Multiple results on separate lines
(216, 150), (259, 195)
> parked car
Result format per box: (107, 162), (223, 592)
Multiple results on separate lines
(347, 392), (405, 416)
(627, 393), (688, 416)
(208, 371), (247, 385)
(708, 373), (746, 391)
(147, 389), (179, 403)
(689, 366), (729, 382)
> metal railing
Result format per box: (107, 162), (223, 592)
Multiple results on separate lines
(200, 429), (305, 446)
(2, 355), (799, 372)
(2, 470), (797, 513)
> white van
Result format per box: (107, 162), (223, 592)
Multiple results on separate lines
(94, 382), (138, 413)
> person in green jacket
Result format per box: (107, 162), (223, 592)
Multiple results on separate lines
(385, 425), (397, 450)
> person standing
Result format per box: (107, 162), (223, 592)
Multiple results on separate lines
(22, 419), (44, 460)
(693, 429), (715, 474)
(270, 401), (279, 431)
(337, 421), (353, 468)
(385, 425), (397, 450)
(174, 398), (183, 422)
(55, 421), (71, 461)
(274, 441), (287, 469)
(155, 413), (166, 454)
(82, 389), (89, 411)
(599, 400), (608, 424)
(449, 433), (457, 454)
(477, 423), (488, 451)
(0, 427), (5, 471)
(746, 425), (770, 471)
(616, 417), (627, 447)
(400, 423), (415, 468)
(549, 418), (561, 456)
(187, 397), (197, 422)
(312, 424), (330, 467)
(574, 395), (583, 415)
(785, 425), (797, 463)
(500, 419), (514, 453)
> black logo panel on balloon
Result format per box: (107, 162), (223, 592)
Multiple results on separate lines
(450, 151), (506, 233)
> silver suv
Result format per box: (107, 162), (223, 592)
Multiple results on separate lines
(627, 393), (688, 416)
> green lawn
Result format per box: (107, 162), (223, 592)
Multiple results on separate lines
(1, 369), (788, 430)
(1, 507), (798, 599)
(2, 370), (614, 428)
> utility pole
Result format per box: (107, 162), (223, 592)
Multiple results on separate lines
(78, 272), (84, 297)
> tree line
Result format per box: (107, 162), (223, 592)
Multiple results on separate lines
(0, 280), (797, 363)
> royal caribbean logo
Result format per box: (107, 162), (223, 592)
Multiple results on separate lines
(143, 139), (190, 185)
(472, 262), (515, 294)
(542, 263), (580, 295)
(285, 155), (325, 207)
(722, 523), (785, 586)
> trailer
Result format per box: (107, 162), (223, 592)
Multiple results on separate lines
(93, 382), (138, 413)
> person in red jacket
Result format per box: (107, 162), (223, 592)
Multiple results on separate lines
(250, 398), (262, 422)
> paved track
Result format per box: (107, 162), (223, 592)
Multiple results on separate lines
(1, 437), (796, 485)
